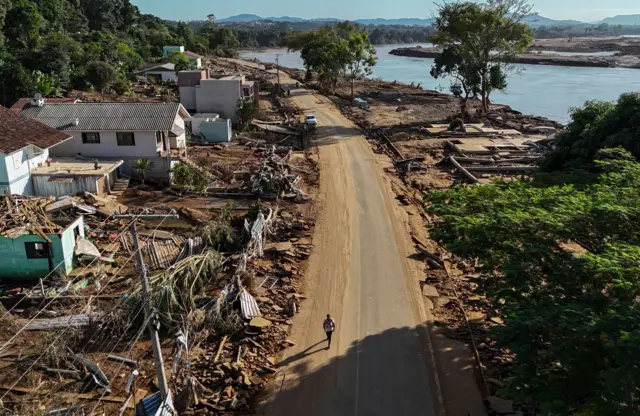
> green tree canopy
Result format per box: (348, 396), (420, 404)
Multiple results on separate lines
(86, 61), (117, 95)
(345, 30), (377, 102)
(168, 50), (191, 72)
(542, 92), (640, 172)
(431, 0), (533, 112)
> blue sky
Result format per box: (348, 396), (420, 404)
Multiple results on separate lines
(130, 0), (639, 22)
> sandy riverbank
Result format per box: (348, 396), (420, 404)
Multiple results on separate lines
(389, 46), (640, 68)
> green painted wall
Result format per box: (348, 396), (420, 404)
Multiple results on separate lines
(0, 217), (85, 280)
(200, 119), (232, 143)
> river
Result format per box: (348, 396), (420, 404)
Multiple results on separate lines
(240, 44), (640, 124)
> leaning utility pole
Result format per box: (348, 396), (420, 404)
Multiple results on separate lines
(275, 53), (282, 94)
(114, 212), (179, 402)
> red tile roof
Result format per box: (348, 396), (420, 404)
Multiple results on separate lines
(184, 51), (203, 58)
(0, 106), (72, 154)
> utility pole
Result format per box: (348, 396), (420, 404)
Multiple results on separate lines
(114, 212), (178, 402)
(275, 53), (282, 94)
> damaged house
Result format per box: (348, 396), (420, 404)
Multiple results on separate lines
(15, 98), (192, 182)
(0, 196), (85, 280)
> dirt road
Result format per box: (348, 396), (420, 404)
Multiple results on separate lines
(231, 63), (443, 415)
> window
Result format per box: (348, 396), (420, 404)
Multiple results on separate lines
(156, 131), (162, 146)
(81, 132), (100, 144)
(116, 132), (135, 146)
(25, 242), (49, 259)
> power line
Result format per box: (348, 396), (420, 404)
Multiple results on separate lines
(0, 212), (175, 406)
(0, 211), (175, 358)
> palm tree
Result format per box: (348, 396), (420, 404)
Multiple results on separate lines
(133, 158), (155, 185)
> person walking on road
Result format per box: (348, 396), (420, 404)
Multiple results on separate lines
(323, 314), (336, 348)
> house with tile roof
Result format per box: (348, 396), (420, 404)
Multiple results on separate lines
(183, 51), (203, 69)
(163, 46), (203, 69)
(16, 99), (191, 182)
(0, 105), (73, 195)
(0, 104), (125, 197)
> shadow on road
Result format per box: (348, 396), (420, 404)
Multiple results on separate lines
(257, 325), (447, 416)
(276, 340), (327, 369)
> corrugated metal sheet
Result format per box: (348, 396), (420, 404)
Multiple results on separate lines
(146, 239), (181, 270)
(33, 175), (98, 198)
(21, 102), (182, 131)
(174, 237), (205, 263)
(240, 288), (261, 319)
(135, 392), (174, 416)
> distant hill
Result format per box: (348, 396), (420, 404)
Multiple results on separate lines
(218, 13), (640, 28)
(218, 14), (434, 26)
(354, 18), (435, 26)
(522, 14), (585, 28)
(218, 14), (262, 22)
(600, 14), (640, 26)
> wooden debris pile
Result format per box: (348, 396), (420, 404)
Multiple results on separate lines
(0, 194), (61, 238)
(175, 208), (314, 414)
(247, 147), (310, 201)
(444, 135), (555, 183)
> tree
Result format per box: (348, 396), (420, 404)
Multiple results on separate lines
(235, 99), (260, 132)
(426, 91), (640, 413)
(4, 0), (40, 52)
(345, 30), (377, 102)
(300, 32), (349, 94)
(280, 30), (320, 80)
(542, 93), (640, 172)
(431, 0), (533, 113)
(31, 70), (58, 97)
(430, 46), (481, 115)
(133, 158), (154, 184)
(86, 61), (117, 96)
(169, 50), (191, 73)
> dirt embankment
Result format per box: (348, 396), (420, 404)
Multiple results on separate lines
(389, 46), (626, 68)
(531, 36), (640, 55)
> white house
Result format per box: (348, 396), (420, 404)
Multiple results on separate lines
(1, 103), (127, 197)
(163, 45), (185, 57)
(163, 46), (203, 69)
(134, 63), (178, 83)
(0, 105), (72, 195)
(17, 100), (191, 182)
(178, 71), (258, 119)
(183, 51), (203, 69)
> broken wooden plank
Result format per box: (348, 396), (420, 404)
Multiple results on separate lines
(107, 354), (138, 367)
(44, 368), (80, 377)
(450, 156), (479, 183)
(245, 337), (265, 351)
(0, 384), (133, 406)
(464, 165), (537, 172)
(213, 336), (227, 363)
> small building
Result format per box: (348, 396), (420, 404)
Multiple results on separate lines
(183, 51), (203, 69)
(0, 104), (73, 195)
(163, 46), (185, 57)
(31, 158), (124, 198)
(16, 100), (192, 181)
(0, 196), (85, 280)
(133, 63), (178, 83)
(187, 114), (232, 143)
(163, 46), (203, 69)
(178, 71), (258, 119)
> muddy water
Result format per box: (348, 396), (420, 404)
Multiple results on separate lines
(240, 44), (640, 124)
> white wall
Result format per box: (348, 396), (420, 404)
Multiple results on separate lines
(179, 86), (197, 111)
(0, 146), (50, 195)
(194, 79), (242, 118)
(49, 131), (162, 158)
(161, 72), (179, 82)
